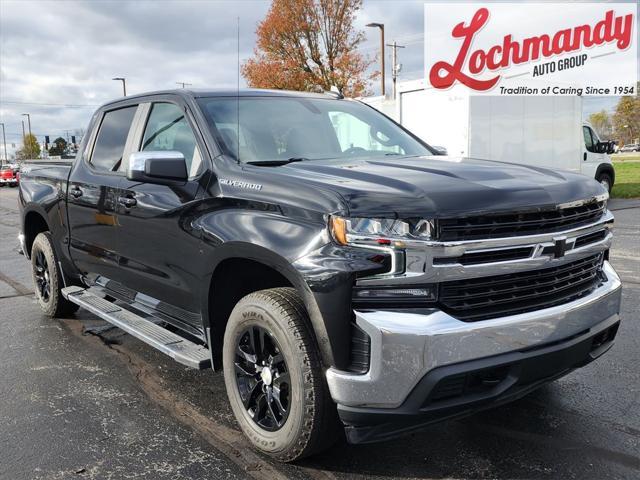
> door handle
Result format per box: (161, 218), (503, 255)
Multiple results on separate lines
(118, 196), (137, 208)
(583, 152), (587, 161)
(69, 187), (83, 198)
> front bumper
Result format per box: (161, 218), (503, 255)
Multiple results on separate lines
(326, 261), (622, 441)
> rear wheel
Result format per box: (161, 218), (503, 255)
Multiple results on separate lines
(31, 232), (79, 317)
(222, 287), (339, 462)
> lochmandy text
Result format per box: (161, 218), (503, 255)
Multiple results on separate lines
(429, 8), (634, 91)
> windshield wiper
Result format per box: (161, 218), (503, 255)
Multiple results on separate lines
(246, 157), (308, 166)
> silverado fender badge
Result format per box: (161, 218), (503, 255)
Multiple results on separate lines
(219, 178), (263, 191)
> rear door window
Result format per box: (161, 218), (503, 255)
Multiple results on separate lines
(91, 106), (137, 171)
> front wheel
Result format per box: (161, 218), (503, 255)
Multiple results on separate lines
(222, 288), (339, 462)
(31, 232), (79, 317)
(597, 173), (613, 193)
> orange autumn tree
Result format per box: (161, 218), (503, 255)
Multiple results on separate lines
(242, 0), (375, 97)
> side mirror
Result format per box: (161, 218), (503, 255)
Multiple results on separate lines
(595, 141), (615, 155)
(127, 151), (188, 185)
(432, 145), (448, 156)
(606, 141), (616, 154)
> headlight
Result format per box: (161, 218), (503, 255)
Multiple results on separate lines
(329, 216), (434, 247)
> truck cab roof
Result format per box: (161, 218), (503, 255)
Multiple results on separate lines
(100, 88), (337, 110)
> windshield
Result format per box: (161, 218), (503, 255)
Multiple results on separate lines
(196, 96), (433, 163)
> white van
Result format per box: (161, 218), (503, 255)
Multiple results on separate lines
(580, 122), (615, 191)
(365, 80), (616, 192)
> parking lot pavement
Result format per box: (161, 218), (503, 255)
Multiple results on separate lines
(1, 186), (639, 479)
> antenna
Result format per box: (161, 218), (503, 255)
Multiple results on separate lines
(237, 16), (240, 164)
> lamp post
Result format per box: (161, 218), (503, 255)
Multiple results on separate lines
(112, 77), (127, 96)
(0, 123), (6, 165)
(366, 22), (385, 97)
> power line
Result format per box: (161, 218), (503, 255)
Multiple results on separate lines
(4, 131), (83, 137)
(0, 121), (82, 129)
(360, 32), (423, 53)
(0, 101), (99, 108)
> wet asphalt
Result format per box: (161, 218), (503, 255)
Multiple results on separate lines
(0, 186), (638, 480)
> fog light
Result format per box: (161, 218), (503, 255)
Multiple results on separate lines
(353, 285), (437, 302)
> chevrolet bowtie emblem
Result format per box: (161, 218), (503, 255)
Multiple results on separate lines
(553, 237), (567, 258)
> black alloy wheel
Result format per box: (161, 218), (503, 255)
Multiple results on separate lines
(34, 249), (51, 302)
(30, 232), (79, 317)
(234, 325), (290, 431)
(223, 288), (339, 461)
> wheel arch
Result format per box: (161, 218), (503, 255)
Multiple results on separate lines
(23, 206), (51, 259)
(595, 163), (615, 187)
(202, 242), (333, 369)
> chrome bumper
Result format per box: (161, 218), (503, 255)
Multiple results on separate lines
(326, 261), (622, 409)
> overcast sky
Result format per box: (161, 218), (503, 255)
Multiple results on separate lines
(0, 0), (625, 157)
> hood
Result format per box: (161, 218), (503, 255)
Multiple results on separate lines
(272, 155), (606, 218)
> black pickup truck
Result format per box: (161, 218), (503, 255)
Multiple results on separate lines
(19, 89), (622, 461)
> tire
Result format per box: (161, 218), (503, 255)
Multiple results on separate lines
(597, 173), (613, 193)
(31, 232), (79, 317)
(222, 287), (339, 462)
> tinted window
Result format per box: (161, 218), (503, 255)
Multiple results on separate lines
(141, 103), (202, 177)
(197, 97), (432, 163)
(328, 110), (404, 154)
(91, 106), (137, 171)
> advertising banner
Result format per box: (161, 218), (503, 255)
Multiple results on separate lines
(425, 2), (638, 95)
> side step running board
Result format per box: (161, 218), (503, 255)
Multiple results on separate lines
(62, 286), (211, 369)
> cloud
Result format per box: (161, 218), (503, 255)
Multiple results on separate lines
(0, 0), (430, 150)
(2, 0), (622, 157)
(0, 0), (270, 149)
(357, 1), (426, 84)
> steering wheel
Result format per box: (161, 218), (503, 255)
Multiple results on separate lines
(343, 146), (368, 156)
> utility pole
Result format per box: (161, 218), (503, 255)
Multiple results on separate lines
(176, 82), (192, 88)
(112, 77), (127, 96)
(21, 120), (25, 139)
(386, 41), (405, 100)
(366, 23), (385, 97)
(0, 123), (7, 164)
